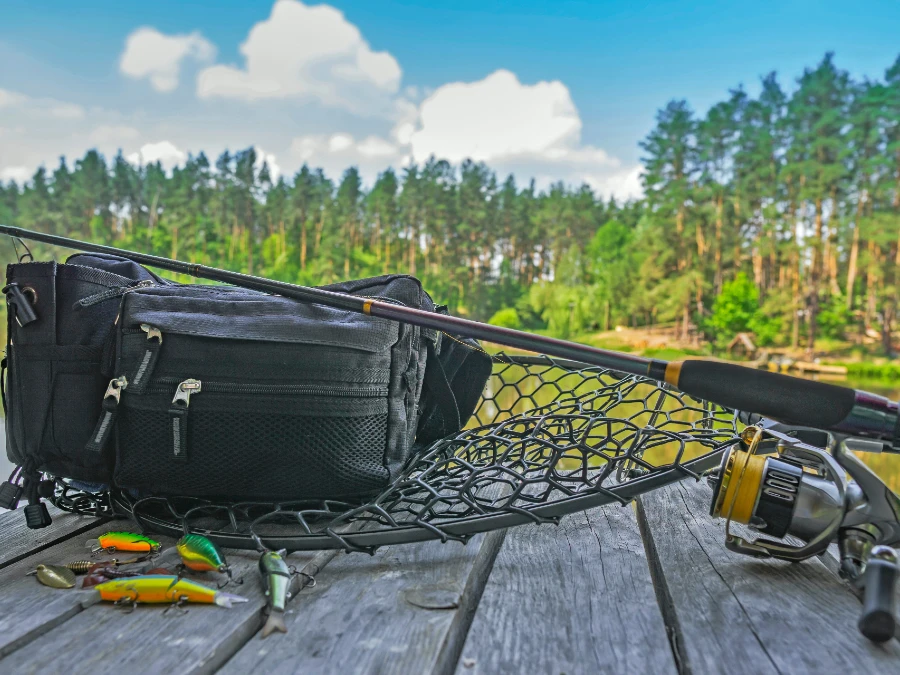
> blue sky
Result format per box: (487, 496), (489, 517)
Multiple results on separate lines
(1, 0), (899, 196)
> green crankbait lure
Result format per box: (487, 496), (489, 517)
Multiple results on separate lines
(86, 531), (161, 554)
(259, 550), (292, 637)
(176, 534), (231, 577)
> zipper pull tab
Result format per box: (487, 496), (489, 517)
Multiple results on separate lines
(140, 323), (162, 343)
(129, 324), (163, 394)
(104, 376), (128, 403)
(85, 376), (128, 453)
(170, 379), (200, 462)
(173, 378), (201, 407)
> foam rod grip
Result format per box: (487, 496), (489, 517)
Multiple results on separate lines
(672, 360), (856, 429)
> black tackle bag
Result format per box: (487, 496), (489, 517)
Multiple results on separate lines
(3, 257), (492, 506)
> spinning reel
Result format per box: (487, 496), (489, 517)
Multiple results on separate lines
(706, 417), (900, 643)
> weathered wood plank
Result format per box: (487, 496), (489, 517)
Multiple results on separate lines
(0, 531), (319, 675)
(0, 504), (109, 570)
(455, 504), (677, 675)
(218, 530), (506, 675)
(0, 521), (110, 658)
(637, 480), (900, 674)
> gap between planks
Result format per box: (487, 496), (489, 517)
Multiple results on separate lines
(636, 480), (899, 675)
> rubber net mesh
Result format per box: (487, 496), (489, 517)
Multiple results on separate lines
(54, 353), (739, 552)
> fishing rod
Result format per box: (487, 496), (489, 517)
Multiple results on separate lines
(1, 223), (898, 453)
(4, 223), (900, 642)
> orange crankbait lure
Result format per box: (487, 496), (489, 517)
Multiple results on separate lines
(88, 575), (247, 608)
(86, 531), (161, 554)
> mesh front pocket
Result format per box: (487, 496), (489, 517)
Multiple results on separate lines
(115, 395), (390, 501)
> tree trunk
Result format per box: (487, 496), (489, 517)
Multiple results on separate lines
(806, 198), (824, 358)
(714, 195), (723, 294)
(846, 199), (862, 310)
(883, 299), (895, 357)
(314, 211), (324, 254)
(300, 220), (307, 270)
(865, 240), (877, 329)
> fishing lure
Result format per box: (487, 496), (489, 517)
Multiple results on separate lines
(65, 556), (150, 575)
(176, 534), (233, 578)
(259, 550), (292, 637)
(86, 531), (161, 555)
(28, 564), (76, 589)
(87, 575), (247, 610)
(80, 564), (170, 589)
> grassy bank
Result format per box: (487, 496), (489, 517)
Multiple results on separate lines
(840, 361), (900, 381)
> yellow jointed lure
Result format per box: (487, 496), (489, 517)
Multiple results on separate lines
(86, 531), (161, 555)
(87, 575), (248, 609)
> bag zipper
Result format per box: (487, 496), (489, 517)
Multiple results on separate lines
(144, 377), (388, 398)
(169, 379), (200, 461)
(77, 279), (155, 308)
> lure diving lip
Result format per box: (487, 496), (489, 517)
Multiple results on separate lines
(86, 531), (161, 554)
(259, 550), (292, 637)
(86, 575), (248, 608)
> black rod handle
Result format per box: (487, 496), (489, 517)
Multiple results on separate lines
(666, 360), (857, 429)
(666, 360), (900, 449)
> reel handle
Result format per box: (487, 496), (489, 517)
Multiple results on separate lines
(859, 546), (899, 643)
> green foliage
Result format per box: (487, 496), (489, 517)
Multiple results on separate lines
(749, 289), (794, 347)
(488, 308), (521, 329)
(528, 283), (597, 339)
(817, 294), (853, 339)
(706, 273), (759, 339)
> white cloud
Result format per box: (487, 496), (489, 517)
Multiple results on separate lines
(127, 141), (186, 169)
(289, 132), (404, 181)
(357, 136), (397, 158)
(410, 70), (580, 163)
(120, 27), (216, 92)
(407, 69), (642, 199)
(328, 133), (354, 153)
(50, 103), (85, 119)
(196, 0), (401, 113)
(0, 166), (31, 184)
(88, 125), (141, 145)
(254, 146), (281, 181)
(0, 89), (28, 108)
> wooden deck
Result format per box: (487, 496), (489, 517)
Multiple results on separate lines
(0, 480), (897, 674)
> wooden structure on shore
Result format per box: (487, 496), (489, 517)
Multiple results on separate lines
(0, 480), (895, 673)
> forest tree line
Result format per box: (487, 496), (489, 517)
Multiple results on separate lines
(1, 53), (899, 356)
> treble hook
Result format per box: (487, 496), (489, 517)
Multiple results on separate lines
(163, 595), (190, 616)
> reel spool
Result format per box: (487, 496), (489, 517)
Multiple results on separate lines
(706, 420), (900, 642)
